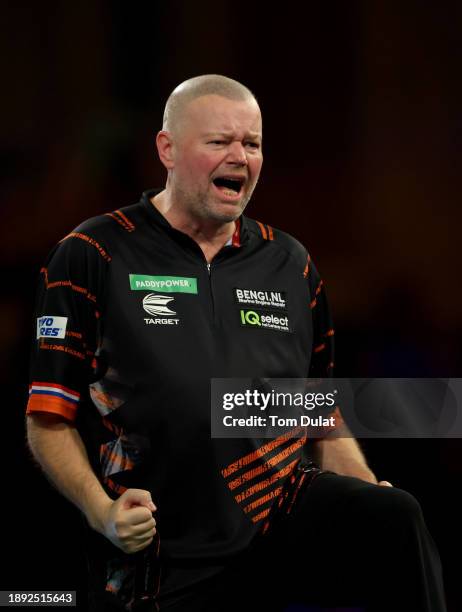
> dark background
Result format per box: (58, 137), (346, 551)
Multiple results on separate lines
(1, 2), (461, 610)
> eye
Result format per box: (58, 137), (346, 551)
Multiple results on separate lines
(208, 140), (226, 145)
(246, 142), (260, 149)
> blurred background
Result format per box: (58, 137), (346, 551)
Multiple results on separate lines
(1, 1), (461, 609)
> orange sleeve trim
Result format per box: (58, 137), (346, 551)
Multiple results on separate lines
(114, 209), (135, 231)
(40, 268), (99, 308)
(267, 225), (274, 240)
(256, 221), (268, 240)
(46, 280), (97, 304)
(313, 342), (326, 353)
(39, 343), (86, 360)
(26, 395), (77, 421)
(303, 254), (311, 278)
(324, 329), (335, 337)
(60, 232), (112, 262)
(106, 212), (134, 233)
(65, 331), (83, 340)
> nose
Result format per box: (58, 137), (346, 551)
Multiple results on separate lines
(227, 141), (248, 166)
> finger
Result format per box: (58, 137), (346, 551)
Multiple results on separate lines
(378, 480), (393, 487)
(126, 506), (156, 525)
(127, 536), (154, 554)
(120, 489), (157, 512)
(114, 518), (156, 544)
(131, 525), (157, 541)
(129, 517), (156, 536)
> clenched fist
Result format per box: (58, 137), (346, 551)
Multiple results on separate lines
(101, 488), (157, 554)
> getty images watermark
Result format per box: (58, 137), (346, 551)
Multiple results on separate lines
(211, 378), (462, 438)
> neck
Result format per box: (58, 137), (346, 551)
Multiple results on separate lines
(150, 189), (236, 263)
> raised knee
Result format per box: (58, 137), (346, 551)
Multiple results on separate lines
(349, 483), (424, 526)
(382, 487), (423, 522)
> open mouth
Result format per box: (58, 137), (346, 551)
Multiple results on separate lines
(212, 176), (245, 196)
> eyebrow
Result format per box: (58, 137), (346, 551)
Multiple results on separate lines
(203, 132), (262, 140)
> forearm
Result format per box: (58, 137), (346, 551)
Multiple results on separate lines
(311, 423), (377, 484)
(26, 413), (112, 533)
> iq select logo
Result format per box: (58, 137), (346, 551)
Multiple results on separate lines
(239, 308), (291, 333)
(37, 316), (68, 339)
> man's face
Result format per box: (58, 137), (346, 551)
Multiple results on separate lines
(168, 94), (263, 223)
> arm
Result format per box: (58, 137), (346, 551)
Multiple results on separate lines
(311, 422), (392, 486)
(27, 233), (157, 552)
(305, 257), (392, 486)
(26, 412), (157, 553)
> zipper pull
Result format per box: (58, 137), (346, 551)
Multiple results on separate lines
(207, 263), (211, 275)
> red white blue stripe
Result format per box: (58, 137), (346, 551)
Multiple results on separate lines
(29, 382), (80, 403)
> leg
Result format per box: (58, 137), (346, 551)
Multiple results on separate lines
(252, 472), (447, 611)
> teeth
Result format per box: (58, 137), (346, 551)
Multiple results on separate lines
(223, 189), (237, 196)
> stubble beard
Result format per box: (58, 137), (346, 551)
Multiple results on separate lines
(176, 182), (256, 224)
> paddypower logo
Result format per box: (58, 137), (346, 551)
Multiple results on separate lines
(130, 274), (197, 294)
(240, 309), (291, 333)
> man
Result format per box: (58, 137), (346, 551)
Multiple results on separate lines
(26, 75), (446, 611)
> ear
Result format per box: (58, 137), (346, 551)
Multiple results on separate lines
(156, 131), (175, 170)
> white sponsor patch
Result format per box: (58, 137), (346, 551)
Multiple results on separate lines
(36, 316), (68, 339)
(234, 288), (287, 309)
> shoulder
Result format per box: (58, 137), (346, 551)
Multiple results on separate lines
(55, 202), (144, 263)
(72, 202), (141, 244)
(244, 216), (310, 270)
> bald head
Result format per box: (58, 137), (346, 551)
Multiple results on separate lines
(163, 74), (259, 137)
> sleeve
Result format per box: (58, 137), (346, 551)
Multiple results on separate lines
(305, 255), (334, 378)
(304, 253), (344, 432)
(26, 232), (109, 422)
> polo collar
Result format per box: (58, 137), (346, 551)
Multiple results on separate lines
(141, 189), (248, 248)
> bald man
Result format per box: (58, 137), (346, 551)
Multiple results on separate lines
(26, 75), (446, 611)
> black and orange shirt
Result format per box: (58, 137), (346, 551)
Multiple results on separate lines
(27, 188), (341, 604)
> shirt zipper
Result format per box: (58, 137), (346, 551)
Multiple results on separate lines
(206, 262), (215, 321)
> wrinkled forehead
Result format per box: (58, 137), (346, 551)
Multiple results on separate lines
(182, 94), (262, 138)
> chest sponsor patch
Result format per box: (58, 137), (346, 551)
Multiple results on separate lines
(37, 316), (68, 339)
(239, 308), (291, 333)
(142, 293), (180, 326)
(234, 288), (287, 310)
(130, 274), (198, 294)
